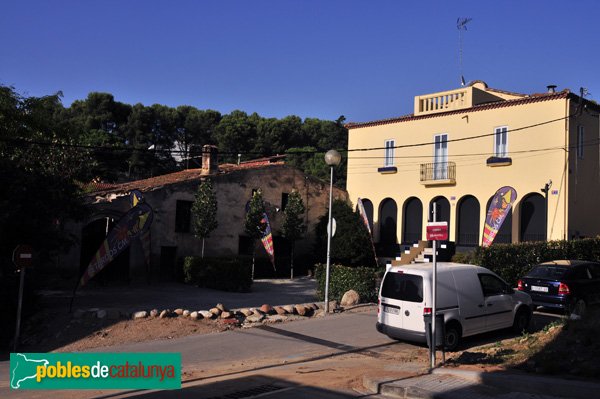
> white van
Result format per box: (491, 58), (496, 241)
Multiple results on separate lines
(376, 262), (532, 351)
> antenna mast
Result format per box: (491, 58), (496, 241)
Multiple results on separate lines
(457, 17), (472, 86)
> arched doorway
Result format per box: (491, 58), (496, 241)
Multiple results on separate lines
(457, 195), (480, 246)
(430, 196), (450, 226)
(520, 193), (546, 242)
(402, 197), (423, 244)
(360, 198), (374, 233)
(485, 196), (513, 244)
(80, 217), (131, 284)
(379, 198), (398, 256)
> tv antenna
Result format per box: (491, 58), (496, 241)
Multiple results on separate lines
(457, 17), (472, 86)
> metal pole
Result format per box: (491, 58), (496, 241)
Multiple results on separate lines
(430, 203), (437, 370)
(324, 165), (334, 315)
(14, 267), (26, 352)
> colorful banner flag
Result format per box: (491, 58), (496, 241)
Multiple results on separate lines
(259, 212), (275, 268)
(482, 186), (517, 247)
(80, 202), (153, 286)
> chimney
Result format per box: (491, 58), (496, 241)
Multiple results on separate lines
(202, 145), (218, 174)
(547, 85), (557, 93)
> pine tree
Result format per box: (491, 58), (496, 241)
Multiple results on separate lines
(282, 190), (306, 279)
(244, 189), (267, 279)
(192, 178), (218, 258)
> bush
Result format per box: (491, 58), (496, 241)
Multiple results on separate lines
(183, 257), (252, 292)
(451, 237), (600, 286)
(314, 263), (378, 303)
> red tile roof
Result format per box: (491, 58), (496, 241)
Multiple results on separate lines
(88, 156), (285, 196)
(346, 90), (570, 130)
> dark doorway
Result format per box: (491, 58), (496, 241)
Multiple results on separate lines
(520, 193), (546, 242)
(360, 198), (374, 233)
(160, 246), (178, 281)
(430, 196), (450, 225)
(379, 198), (398, 256)
(486, 196), (513, 244)
(80, 217), (130, 284)
(457, 195), (480, 246)
(402, 197), (423, 244)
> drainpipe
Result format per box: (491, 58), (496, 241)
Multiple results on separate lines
(564, 97), (570, 240)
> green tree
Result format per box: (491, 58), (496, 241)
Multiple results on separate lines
(315, 199), (376, 267)
(244, 189), (268, 279)
(281, 190), (306, 279)
(191, 178), (218, 258)
(214, 110), (260, 163)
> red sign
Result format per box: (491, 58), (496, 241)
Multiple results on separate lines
(426, 222), (448, 241)
(13, 245), (33, 268)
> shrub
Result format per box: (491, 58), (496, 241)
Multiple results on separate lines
(451, 237), (600, 286)
(314, 263), (378, 303)
(183, 257), (252, 292)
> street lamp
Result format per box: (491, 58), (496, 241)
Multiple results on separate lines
(324, 149), (342, 315)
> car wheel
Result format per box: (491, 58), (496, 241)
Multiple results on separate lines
(512, 307), (531, 334)
(444, 322), (461, 352)
(570, 299), (587, 318)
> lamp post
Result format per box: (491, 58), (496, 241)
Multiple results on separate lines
(324, 149), (342, 315)
(540, 180), (552, 240)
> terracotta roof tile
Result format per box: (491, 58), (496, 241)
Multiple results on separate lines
(346, 90), (570, 130)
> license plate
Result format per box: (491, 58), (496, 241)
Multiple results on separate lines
(531, 285), (548, 292)
(383, 306), (399, 315)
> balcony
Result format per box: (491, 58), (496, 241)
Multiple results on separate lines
(420, 162), (456, 186)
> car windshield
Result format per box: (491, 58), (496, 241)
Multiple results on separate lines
(526, 265), (568, 280)
(381, 272), (423, 302)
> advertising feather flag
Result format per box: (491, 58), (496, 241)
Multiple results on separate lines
(260, 212), (276, 269)
(482, 186), (517, 247)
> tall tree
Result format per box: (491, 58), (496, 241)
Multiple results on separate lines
(214, 110), (259, 163)
(244, 189), (267, 279)
(191, 178), (218, 258)
(281, 190), (306, 279)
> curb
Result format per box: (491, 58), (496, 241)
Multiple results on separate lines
(434, 367), (600, 399)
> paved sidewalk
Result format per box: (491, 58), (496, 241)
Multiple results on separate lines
(364, 367), (600, 399)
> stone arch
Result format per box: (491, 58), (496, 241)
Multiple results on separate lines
(456, 195), (480, 246)
(520, 193), (546, 242)
(402, 197), (423, 244)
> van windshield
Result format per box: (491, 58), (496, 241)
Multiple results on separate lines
(381, 272), (423, 303)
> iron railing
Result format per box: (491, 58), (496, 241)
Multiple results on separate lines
(420, 162), (456, 182)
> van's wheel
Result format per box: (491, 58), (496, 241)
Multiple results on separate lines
(512, 307), (531, 334)
(444, 322), (461, 352)
(569, 298), (586, 319)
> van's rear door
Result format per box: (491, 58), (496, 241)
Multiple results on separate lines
(380, 271), (424, 332)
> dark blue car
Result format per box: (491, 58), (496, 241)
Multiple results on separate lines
(517, 260), (600, 317)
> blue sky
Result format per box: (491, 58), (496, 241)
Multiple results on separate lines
(1, 1), (598, 123)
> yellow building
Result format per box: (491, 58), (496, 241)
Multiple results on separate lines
(346, 81), (600, 257)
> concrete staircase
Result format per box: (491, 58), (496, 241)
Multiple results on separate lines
(392, 240), (428, 265)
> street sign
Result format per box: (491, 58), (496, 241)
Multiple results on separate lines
(12, 245), (33, 269)
(426, 222), (448, 241)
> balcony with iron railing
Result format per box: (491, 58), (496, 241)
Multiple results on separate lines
(420, 162), (456, 186)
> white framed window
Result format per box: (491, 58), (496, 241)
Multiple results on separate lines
(494, 126), (508, 157)
(577, 126), (584, 159)
(433, 133), (448, 179)
(384, 139), (395, 166)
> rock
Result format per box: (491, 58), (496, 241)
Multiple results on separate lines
(274, 306), (287, 315)
(253, 308), (265, 316)
(260, 304), (274, 314)
(220, 311), (233, 319)
(220, 318), (240, 326)
(133, 311), (148, 319)
(246, 314), (266, 323)
(199, 310), (214, 319)
(96, 309), (107, 319)
(266, 315), (287, 323)
(283, 305), (296, 314)
(340, 290), (360, 307)
(295, 305), (309, 316)
(150, 309), (159, 318)
(216, 303), (227, 312)
(106, 309), (120, 319)
(240, 308), (253, 317)
(182, 310), (190, 317)
(309, 303), (319, 310)
(190, 311), (199, 320)
(174, 308), (184, 316)
(209, 307), (222, 317)
(159, 310), (170, 319)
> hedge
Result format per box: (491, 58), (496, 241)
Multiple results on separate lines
(314, 263), (378, 303)
(183, 257), (252, 292)
(451, 237), (600, 286)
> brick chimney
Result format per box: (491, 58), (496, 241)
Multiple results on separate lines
(202, 145), (218, 174)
